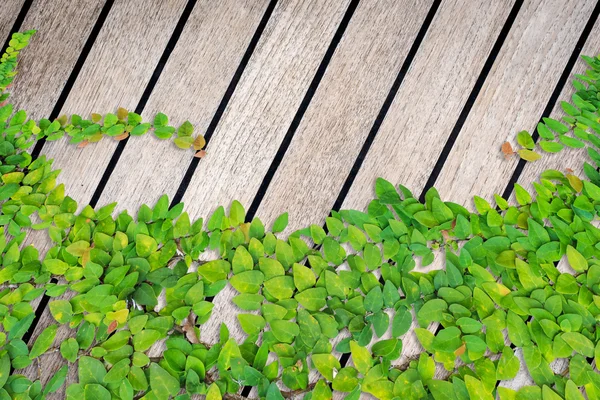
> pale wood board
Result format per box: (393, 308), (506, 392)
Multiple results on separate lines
(21, 0), (268, 395)
(181, 0), (352, 346)
(514, 17), (600, 195)
(16, 0), (189, 395)
(314, 0), (514, 396)
(93, 0), (270, 212)
(8, 0), (104, 118)
(431, 0), (597, 206)
(0, 1), (24, 45)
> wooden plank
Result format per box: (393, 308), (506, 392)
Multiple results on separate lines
(431, 0), (597, 206)
(497, 17), (600, 390)
(179, 0), (352, 345)
(16, 0), (190, 394)
(93, 0), (270, 212)
(0, 1), (24, 44)
(250, 0), (433, 233)
(513, 18), (600, 195)
(9, 0), (104, 118)
(309, 0), (514, 393)
(38, 0), (189, 215)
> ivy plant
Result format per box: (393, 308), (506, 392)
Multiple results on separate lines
(2, 30), (600, 400)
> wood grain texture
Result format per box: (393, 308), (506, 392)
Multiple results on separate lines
(9, 0), (104, 118)
(0, 1), (24, 45)
(38, 0), (189, 206)
(514, 17), (600, 195)
(323, 0), (515, 388)
(16, 0), (189, 395)
(94, 0), (270, 212)
(252, 0), (432, 233)
(181, 0), (352, 345)
(431, 0), (597, 206)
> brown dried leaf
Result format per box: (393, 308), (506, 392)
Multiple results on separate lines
(182, 315), (199, 344)
(114, 132), (129, 141)
(194, 149), (207, 158)
(454, 343), (466, 357)
(107, 320), (118, 334)
(77, 141), (89, 148)
(193, 134), (206, 151)
(566, 167), (574, 173)
(501, 142), (514, 159)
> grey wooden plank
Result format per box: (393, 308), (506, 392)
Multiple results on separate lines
(180, 0), (352, 345)
(9, 0), (104, 118)
(513, 17), (600, 195)
(93, 0), (270, 212)
(16, 0), (189, 395)
(0, 1), (24, 47)
(431, 0), (597, 206)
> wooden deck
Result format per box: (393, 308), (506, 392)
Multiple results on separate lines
(4, 0), (600, 398)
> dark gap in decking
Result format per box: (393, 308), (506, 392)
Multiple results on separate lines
(31, 0), (116, 159)
(89, 0), (198, 208)
(335, 0), (442, 370)
(501, 1), (600, 200)
(418, 0), (523, 204)
(23, 0), (117, 344)
(169, 0), (279, 208)
(1, 0), (33, 52)
(21, 279), (56, 344)
(243, 0), (361, 222)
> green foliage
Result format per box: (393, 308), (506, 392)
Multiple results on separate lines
(2, 31), (600, 400)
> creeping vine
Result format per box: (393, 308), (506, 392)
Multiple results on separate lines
(2, 30), (600, 400)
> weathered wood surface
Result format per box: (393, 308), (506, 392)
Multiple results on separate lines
(95, 0), (270, 212)
(17, 0), (191, 397)
(3, 0), (600, 397)
(9, 0), (104, 118)
(0, 1), (23, 44)
(432, 0), (597, 205)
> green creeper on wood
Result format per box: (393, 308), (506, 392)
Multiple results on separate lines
(2, 30), (600, 400)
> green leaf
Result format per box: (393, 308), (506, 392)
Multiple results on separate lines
(566, 245), (588, 272)
(237, 314), (266, 336)
(295, 287), (327, 311)
(60, 338), (79, 363)
(136, 234), (157, 257)
(349, 340), (372, 375)
(432, 326), (462, 352)
(517, 130), (535, 149)
(272, 212), (288, 233)
(375, 178), (401, 204)
(29, 324), (57, 359)
(198, 260), (231, 283)
(78, 356), (106, 385)
(149, 363), (180, 398)
(562, 332), (594, 357)
(311, 353), (341, 381)
(293, 263), (316, 292)
(230, 270), (264, 294)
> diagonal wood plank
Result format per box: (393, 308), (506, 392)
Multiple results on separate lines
(431, 0), (597, 206)
(94, 0), (270, 212)
(513, 18), (600, 195)
(9, 0), (105, 118)
(179, 0), (353, 345)
(17, 0), (190, 395)
(331, 0), (515, 381)
(0, 1), (25, 45)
